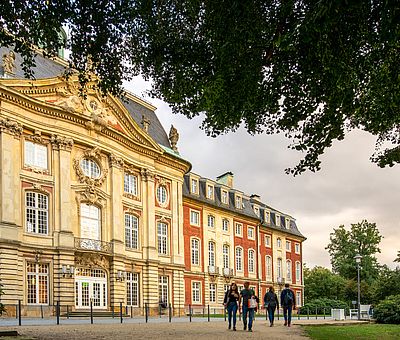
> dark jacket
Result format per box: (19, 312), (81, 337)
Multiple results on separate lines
(263, 291), (279, 309)
(280, 288), (296, 308)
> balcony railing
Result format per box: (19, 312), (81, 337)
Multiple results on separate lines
(222, 268), (234, 277)
(74, 238), (113, 254)
(208, 266), (219, 275)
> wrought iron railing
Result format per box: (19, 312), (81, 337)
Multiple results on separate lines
(222, 268), (234, 277)
(74, 238), (113, 254)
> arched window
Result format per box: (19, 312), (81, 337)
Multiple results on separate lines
(208, 241), (215, 267)
(222, 244), (229, 269)
(26, 192), (49, 235)
(125, 214), (139, 249)
(265, 255), (272, 279)
(286, 260), (292, 281)
(191, 238), (200, 265)
(235, 247), (243, 272)
(248, 249), (255, 273)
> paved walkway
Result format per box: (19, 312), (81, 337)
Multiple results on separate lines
(0, 319), (368, 340)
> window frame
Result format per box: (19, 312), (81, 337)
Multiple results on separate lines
(156, 184), (168, 206)
(209, 283), (217, 303)
(159, 275), (169, 304)
(206, 184), (214, 199)
(207, 214), (215, 228)
(235, 222), (243, 237)
(157, 221), (168, 255)
(126, 272), (139, 307)
(286, 240), (291, 252)
(296, 261), (302, 283)
(191, 238), (200, 266)
(235, 195), (242, 209)
(265, 235), (271, 247)
(26, 262), (49, 305)
(221, 190), (228, 204)
(235, 246), (243, 272)
(295, 243), (301, 254)
(81, 158), (101, 179)
(24, 140), (48, 170)
(222, 218), (229, 232)
(247, 226), (255, 240)
(248, 249), (255, 273)
(276, 214), (281, 227)
(190, 209), (200, 226)
(277, 238), (282, 248)
(192, 281), (201, 304)
(191, 178), (198, 194)
(265, 255), (272, 280)
(25, 191), (49, 235)
(124, 173), (138, 196)
(222, 244), (230, 269)
(208, 241), (216, 267)
(286, 259), (292, 281)
(125, 213), (139, 249)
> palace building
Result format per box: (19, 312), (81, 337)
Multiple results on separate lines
(0, 46), (305, 316)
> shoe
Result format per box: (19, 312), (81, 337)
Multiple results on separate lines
(244, 325), (247, 331)
(288, 323), (291, 327)
(228, 324), (231, 330)
(284, 321), (287, 326)
(269, 322), (273, 327)
(233, 327), (236, 331)
(248, 329), (253, 332)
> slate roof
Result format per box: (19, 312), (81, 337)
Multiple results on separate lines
(0, 47), (171, 148)
(183, 173), (306, 239)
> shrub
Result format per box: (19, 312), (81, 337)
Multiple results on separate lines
(298, 298), (348, 315)
(374, 295), (400, 324)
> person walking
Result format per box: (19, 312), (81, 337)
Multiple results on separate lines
(280, 283), (296, 327)
(224, 282), (240, 331)
(240, 282), (257, 332)
(264, 286), (279, 327)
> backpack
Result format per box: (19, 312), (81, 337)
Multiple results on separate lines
(267, 292), (277, 306)
(283, 289), (294, 305)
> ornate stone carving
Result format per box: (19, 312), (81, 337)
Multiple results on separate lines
(140, 167), (155, 181)
(75, 253), (110, 269)
(73, 147), (108, 187)
(108, 153), (124, 168)
(0, 117), (23, 136)
(53, 95), (84, 114)
(141, 115), (150, 133)
(2, 50), (15, 74)
(25, 130), (46, 144)
(77, 185), (106, 205)
(169, 125), (179, 152)
(30, 183), (49, 194)
(50, 134), (74, 151)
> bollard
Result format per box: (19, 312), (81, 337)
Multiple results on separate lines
(90, 300), (93, 324)
(120, 302), (123, 323)
(315, 307), (318, 320)
(112, 305), (115, 318)
(131, 305), (133, 318)
(41, 305), (44, 319)
(67, 305), (70, 319)
(145, 303), (148, 323)
(207, 304), (210, 322)
(189, 304), (192, 322)
(323, 308), (326, 319)
(307, 307), (309, 320)
(18, 300), (21, 326)
(56, 301), (60, 325)
(169, 303), (172, 323)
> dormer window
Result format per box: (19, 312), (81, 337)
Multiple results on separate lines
(221, 190), (228, 204)
(235, 195), (242, 209)
(191, 179), (198, 194)
(265, 211), (270, 224)
(254, 206), (260, 217)
(276, 214), (281, 227)
(285, 218), (290, 229)
(207, 185), (214, 199)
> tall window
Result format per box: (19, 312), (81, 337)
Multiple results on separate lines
(222, 244), (229, 269)
(254, 206), (260, 216)
(276, 214), (281, 227)
(277, 238), (282, 248)
(236, 247), (243, 271)
(296, 291), (301, 306)
(191, 179), (198, 194)
(207, 185), (214, 199)
(286, 260), (292, 281)
(295, 243), (301, 254)
(191, 238), (200, 265)
(222, 219), (229, 232)
(235, 195), (242, 209)
(192, 282), (201, 303)
(156, 185), (168, 205)
(264, 211), (270, 223)
(207, 215), (215, 228)
(221, 190), (228, 204)
(285, 218), (290, 229)
(265, 235), (271, 247)
(190, 210), (200, 226)
(81, 158), (101, 178)
(296, 262), (301, 282)
(247, 226), (255, 239)
(26, 192), (48, 235)
(80, 204), (100, 240)
(126, 272), (139, 306)
(286, 240), (291, 251)
(124, 173), (138, 196)
(27, 262), (49, 304)
(248, 249), (255, 273)
(209, 283), (217, 303)
(265, 256), (272, 279)
(157, 222), (168, 255)
(24, 141), (47, 169)
(277, 258), (283, 279)
(159, 276), (168, 303)
(235, 223), (242, 236)
(125, 214), (139, 249)
(208, 242), (215, 267)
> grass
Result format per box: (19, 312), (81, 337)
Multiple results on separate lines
(303, 324), (400, 340)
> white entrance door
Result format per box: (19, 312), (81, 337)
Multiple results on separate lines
(75, 268), (107, 309)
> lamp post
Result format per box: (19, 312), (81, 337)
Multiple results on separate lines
(354, 254), (362, 320)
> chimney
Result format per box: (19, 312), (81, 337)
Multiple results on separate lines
(250, 194), (261, 202)
(216, 172), (234, 189)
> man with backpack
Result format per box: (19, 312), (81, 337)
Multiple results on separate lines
(240, 282), (258, 332)
(280, 283), (296, 327)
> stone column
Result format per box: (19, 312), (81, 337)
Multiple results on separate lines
(172, 269), (185, 315)
(141, 169), (157, 260)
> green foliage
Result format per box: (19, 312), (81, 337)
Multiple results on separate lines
(325, 220), (382, 282)
(0, 281), (5, 316)
(370, 267), (400, 304)
(298, 298), (348, 315)
(1, 1), (400, 174)
(374, 295), (400, 324)
(395, 251), (400, 263)
(304, 266), (347, 302)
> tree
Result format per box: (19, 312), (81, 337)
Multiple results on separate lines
(370, 266), (400, 303)
(325, 220), (382, 283)
(395, 251), (400, 264)
(304, 266), (347, 302)
(1, 1), (399, 174)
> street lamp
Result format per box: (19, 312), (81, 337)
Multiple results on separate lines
(354, 254), (362, 320)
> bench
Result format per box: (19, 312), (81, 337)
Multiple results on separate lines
(350, 304), (371, 319)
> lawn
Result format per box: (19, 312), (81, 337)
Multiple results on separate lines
(303, 324), (400, 340)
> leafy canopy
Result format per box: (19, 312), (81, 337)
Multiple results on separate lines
(1, 1), (399, 174)
(325, 220), (382, 282)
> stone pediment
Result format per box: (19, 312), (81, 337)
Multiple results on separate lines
(0, 76), (162, 154)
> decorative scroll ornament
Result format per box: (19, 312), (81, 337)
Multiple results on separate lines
(73, 146), (108, 187)
(0, 117), (23, 136)
(78, 185), (106, 205)
(84, 96), (118, 132)
(2, 50), (15, 74)
(25, 130), (46, 144)
(169, 125), (179, 152)
(108, 153), (124, 168)
(50, 134), (74, 151)
(75, 253), (110, 269)
(140, 167), (155, 181)
(30, 183), (49, 194)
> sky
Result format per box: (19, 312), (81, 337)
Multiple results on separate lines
(124, 77), (400, 270)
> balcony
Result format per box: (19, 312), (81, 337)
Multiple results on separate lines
(74, 238), (113, 254)
(222, 268), (234, 277)
(208, 266), (219, 276)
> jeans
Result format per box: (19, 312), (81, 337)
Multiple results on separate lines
(227, 302), (238, 327)
(267, 305), (276, 324)
(242, 305), (255, 330)
(283, 305), (293, 325)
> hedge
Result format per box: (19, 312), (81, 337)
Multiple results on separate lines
(374, 295), (400, 324)
(298, 298), (348, 315)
